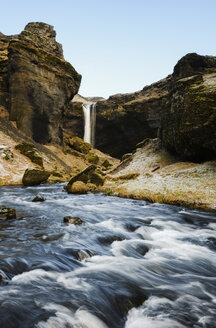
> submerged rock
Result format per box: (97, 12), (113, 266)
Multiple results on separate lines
(0, 206), (16, 219)
(76, 250), (94, 261)
(22, 168), (50, 186)
(98, 235), (124, 244)
(32, 194), (45, 202)
(63, 216), (84, 224)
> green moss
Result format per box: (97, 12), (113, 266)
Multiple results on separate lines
(67, 165), (96, 186)
(85, 153), (99, 164)
(68, 137), (91, 154)
(22, 168), (50, 186)
(9, 41), (81, 78)
(15, 142), (43, 167)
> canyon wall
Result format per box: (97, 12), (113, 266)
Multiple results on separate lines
(0, 22), (81, 144)
(93, 53), (216, 160)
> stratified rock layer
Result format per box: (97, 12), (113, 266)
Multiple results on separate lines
(0, 22), (81, 144)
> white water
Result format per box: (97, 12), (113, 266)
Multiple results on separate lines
(83, 103), (96, 146)
(0, 184), (215, 327)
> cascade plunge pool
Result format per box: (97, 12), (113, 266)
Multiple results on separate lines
(0, 183), (215, 328)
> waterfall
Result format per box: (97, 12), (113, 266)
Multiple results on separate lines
(83, 103), (96, 147)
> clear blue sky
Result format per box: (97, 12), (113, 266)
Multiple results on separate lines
(0, 0), (215, 98)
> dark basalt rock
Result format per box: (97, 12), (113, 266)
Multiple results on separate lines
(161, 53), (216, 161)
(94, 77), (170, 158)
(0, 206), (16, 219)
(63, 216), (83, 224)
(32, 194), (45, 202)
(76, 249), (94, 261)
(66, 165), (96, 187)
(22, 168), (50, 186)
(98, 235), (124, 244)
(83, 53), (216, 161)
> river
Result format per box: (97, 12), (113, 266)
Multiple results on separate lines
(0, 183), (215, 328)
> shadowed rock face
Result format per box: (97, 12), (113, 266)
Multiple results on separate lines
(94, 78), (170, 158)
(162, 53), (216, 161)
(0, 22), (81, 144)
(90, 53), (216, 161)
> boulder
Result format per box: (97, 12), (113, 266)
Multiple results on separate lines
(65, 164), (104, 192)
(32, 194), (45, 202)
(63, 216), (83, 224)
(85, 152), (99, 164)
(89, 172), (104, 186)
(76, 250), (94, 261)
(68, 136), (91, 154)
(66, 165), (96, 186)
(0, 206), (16, 219)
(102, 159), (112, 168)
(22, 168), (50, 186)
(67, 181), (90, 194)
(15, 142), (43, 166)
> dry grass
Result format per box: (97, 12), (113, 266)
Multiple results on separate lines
(103, 139), (216, 211)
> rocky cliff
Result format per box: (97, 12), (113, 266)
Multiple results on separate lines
(79, 53), (215, 161)
(162, 53), (216, 161)
(95, 77), (170, 158)
(0, 22), (81, 144)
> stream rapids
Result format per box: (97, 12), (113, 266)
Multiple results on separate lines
(0, 183), (215, 328)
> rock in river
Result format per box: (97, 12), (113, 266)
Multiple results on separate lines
(22, 168), (50, 186)
(0, 206), (16, 219)
(32, 194), (45, 202)
(63, 216), (84, 224)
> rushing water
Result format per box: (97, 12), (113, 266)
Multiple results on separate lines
(0, 184), (215, 328)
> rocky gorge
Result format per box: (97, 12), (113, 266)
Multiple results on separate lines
(0, 22), (215, 212)
(0, 22), (215, 328)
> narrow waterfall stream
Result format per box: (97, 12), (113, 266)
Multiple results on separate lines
(83, 103), (96, 147)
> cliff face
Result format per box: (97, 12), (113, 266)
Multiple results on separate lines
(162, 53), (216, 161)
(0, 22), (81, 144)
(95, 78), (170, 158)
(91, 53), (216, 161)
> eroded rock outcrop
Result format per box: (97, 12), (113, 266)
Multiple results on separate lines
(0, 22), (81, 144)
(161, 53), (216, 161)
(81, 53), (216, 161)
(94, 78), (170, 158)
